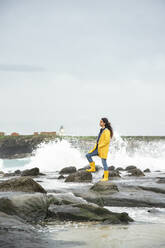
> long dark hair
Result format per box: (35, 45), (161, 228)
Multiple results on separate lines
(101, 117), (113, 138)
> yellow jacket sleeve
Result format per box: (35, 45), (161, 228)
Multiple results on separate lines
(98, 130), (110, 149)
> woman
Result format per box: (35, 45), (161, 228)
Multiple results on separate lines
(85, 117), (113, 181)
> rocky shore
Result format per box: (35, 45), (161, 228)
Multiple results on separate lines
(0, 163), (165, 247)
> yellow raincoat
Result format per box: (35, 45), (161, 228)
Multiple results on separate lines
(88, 128), (111, 159)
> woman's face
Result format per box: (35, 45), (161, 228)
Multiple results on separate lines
(100, 119), (105, 128)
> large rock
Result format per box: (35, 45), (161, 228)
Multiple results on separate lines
(116, 167), (124, 171)
(143, 168), (151, 173)
(59, 166), (77, 174)
(48, 202), (133, 224)
(0, 193), (48, 222)
(90, 181), (119, 194)
(0, 176), (47, 193)
(128, 168), (145, 177)
(125, 165), (137, 171)
(65, 171), (92, 183)
(156, 177), (165, 184)
(109, 170), (121, 177)
(21, 167), (40, 176)
(0, 211), (63, 248)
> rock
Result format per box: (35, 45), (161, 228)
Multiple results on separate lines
(3, 172), (16, 177)
(48, 202), (133, 224)
(139, 186), (165, 194)
(125, 165), (137, 171)
(143, 168), (151, 173)
(58, 175), (65, 179)
(109, 170), (121, 177)
(14, 169), (21, 175)
(47, 192), (89, 206)
(0, 193), (48, 223)
(59, 166), (77, 174)
(128, 168), (145, 177)
(116, 167), (125, 171)
(65, 171), (92, 183)
(78, 165), (101, 172)
(108, 166), (115, 170)
(0, 176), (47, 193)
(0, 210), (79, 247)
(0, 171), (4, 175)
(156, 177), (165, 184)
(90, 181), (119, 194)
(74, 186), (165, 208)
(21, 167), (40, 176)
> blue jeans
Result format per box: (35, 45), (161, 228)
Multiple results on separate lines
(85, 148), (108, 171)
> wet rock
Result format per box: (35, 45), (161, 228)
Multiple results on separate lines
(58, 175), (65, 179)
(65, 171), (92, 183)
(0, 171), (4, 175)
(116, 167), (125, 171)
(109, 170), (121, 177)
(3, 172), (16, 177)
(47, 192), (89, 206)
(156, 177), (165, 184)
(128, 168), (145, 177)
(139, 186), (165, 194)
(59, 166), (77, 174)
(48, 202), (133, 224)
(90, 181), (119, 194)
(0, 210), (81, 248)
(14, 169), (21, 175)
(108, 165), (115, 171)
(125, 165), (137, 171)
(143, 168), (151, 173)
(0, 193), (48, 223)
(21, 167), (40, 176)
(0, 176), (47, 193)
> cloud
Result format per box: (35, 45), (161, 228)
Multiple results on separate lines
(0, 64), (45, 72)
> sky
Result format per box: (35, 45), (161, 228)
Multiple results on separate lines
(0, 0), (165, 136)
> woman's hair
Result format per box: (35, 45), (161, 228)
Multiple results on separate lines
(101, 117), (113, 138)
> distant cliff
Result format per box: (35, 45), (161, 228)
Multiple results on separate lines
(0, 135), (59, 159)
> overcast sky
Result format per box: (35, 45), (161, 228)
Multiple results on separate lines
(0, 0), (165, 136)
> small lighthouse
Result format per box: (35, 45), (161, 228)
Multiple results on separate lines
(58, 125), (65, 136)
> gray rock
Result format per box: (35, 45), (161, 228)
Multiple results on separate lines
(14, 169), (21, 175)
(21, 167), (40, 176)
(48, 202), (133, 224)
(125, 165), (137, 171)
(0, 211), (63, 248)
(143, 168), (151, 173)
(109, 170), (121, 177)
(108, 165), (115, 170)
(116, 167), (125, 171)
(65, 171), (92, 183)
(0, 193), (48, 223)
(58, 175), (65, 179)
(156, 177), (165, 184)
(0, 176), (47, 193)
(59, 166), (77, 174)
(90, 181), (119, 194)
(128, 168), (145, 177)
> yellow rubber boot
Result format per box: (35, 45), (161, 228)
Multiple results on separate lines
(86, 161), (96, 172)
(100, 170), (109, 181)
